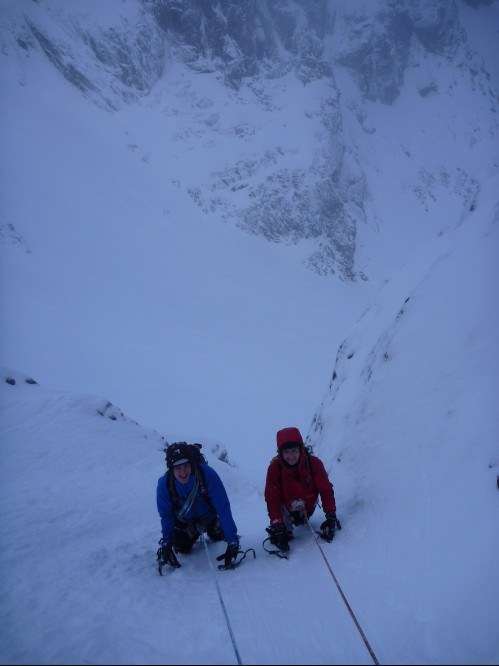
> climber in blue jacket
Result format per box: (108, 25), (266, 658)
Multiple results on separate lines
(156, 442), (239, 570)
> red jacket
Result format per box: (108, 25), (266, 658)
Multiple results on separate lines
(264, 450), (336, 524)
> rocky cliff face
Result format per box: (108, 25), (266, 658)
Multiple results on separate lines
(148, 0), (332, 87)
(1, 0), (496, 279)
(7, 1), (165, 110)
(331, 0), (467, 104)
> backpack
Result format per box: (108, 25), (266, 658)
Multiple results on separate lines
(163, 442), (212, 511)
(165, 441), (207, 468)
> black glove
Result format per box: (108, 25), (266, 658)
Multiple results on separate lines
(160, 541), (181, 568)
(223, 542), (240, 569)
(320, 511), (341, 542)
(268, 523), (290, 551)
(328, 510), (341, 529)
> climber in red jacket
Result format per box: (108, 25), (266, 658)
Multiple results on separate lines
(264, 426), (341, 552)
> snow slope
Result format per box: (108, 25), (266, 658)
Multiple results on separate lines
(1, 175), (498, 665)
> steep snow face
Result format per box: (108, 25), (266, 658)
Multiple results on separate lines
(308, 175), (499, 663)
(310, 175), (499, 486)
(2, 0), (496, 278)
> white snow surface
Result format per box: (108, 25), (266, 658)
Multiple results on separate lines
(1, 182), (498, 665)
(1, 1), (498, 664)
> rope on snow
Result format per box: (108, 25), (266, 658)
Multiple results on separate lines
(306, 518), (380, 665)
(201, 532), (243, 665)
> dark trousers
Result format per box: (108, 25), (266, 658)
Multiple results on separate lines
(173, 515), (224, 553)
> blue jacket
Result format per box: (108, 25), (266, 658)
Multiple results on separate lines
(156, 463), (239, 545)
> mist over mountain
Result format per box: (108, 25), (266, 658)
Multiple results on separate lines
(2, 0), (496, 278)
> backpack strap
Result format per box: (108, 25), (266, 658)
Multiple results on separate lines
(166, 462), (214, 515)
(176, 475), (199, 520)
(304, 446), (313, 486)
(274, 446), (314, 486)
(194, 463), (209, 498)
(166, 470), (177, 508)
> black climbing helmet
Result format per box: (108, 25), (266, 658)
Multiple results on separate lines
(164, 441), (207, 470)
(165, 442), (191, 469)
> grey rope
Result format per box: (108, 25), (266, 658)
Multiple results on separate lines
(201, 532), (243, 665)
(306, 518), (380, 665)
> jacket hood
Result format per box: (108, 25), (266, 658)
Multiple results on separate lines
(276, 427), (304, 451)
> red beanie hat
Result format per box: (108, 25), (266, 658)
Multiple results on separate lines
(276, 427), (304, 451)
